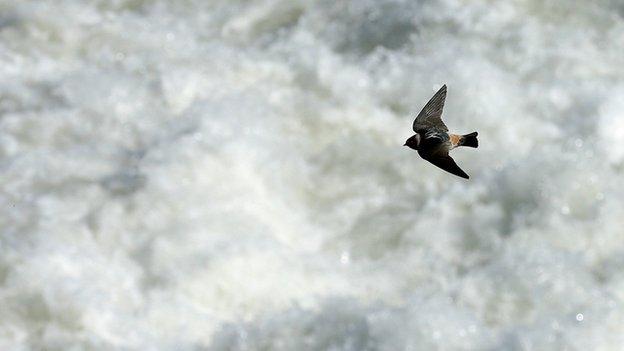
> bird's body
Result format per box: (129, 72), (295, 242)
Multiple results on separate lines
(405, 85), (478, 179)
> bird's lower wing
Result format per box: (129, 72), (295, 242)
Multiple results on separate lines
(423, 154), (469, 179)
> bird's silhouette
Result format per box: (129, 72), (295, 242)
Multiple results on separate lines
(404, 85), (478, 179)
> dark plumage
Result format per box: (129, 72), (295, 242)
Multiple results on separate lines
(404, 85), (478, 179)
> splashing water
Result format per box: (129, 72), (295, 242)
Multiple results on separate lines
(1, 0), (624, 349)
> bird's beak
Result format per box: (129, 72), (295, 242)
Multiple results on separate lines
(403, 142), (407, 146)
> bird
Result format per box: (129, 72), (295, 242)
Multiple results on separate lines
(404, 85), (478, 179)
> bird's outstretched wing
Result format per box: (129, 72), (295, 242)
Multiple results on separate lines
(422, 152), (469, 179)
(413, 85), (448, 132)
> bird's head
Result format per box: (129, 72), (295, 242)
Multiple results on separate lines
(404, 134), (420, 150)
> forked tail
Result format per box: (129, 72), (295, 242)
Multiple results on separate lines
(459, 132), (478, 148)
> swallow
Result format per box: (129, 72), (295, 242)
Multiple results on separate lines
(404, 85), (478, 179)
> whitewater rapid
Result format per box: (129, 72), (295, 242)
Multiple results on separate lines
(1, 0), (624, 349)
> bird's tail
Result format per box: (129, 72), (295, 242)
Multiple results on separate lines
(459, 132), (478, 148)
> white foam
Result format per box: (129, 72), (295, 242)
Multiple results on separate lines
(1, 0), (624, 349)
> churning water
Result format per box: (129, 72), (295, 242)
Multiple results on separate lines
(1, 0), (624, 349)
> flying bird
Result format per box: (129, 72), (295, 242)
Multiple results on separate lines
(404, 85), (478, 179)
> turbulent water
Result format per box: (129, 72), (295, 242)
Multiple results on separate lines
(1, 0), (624, 349)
